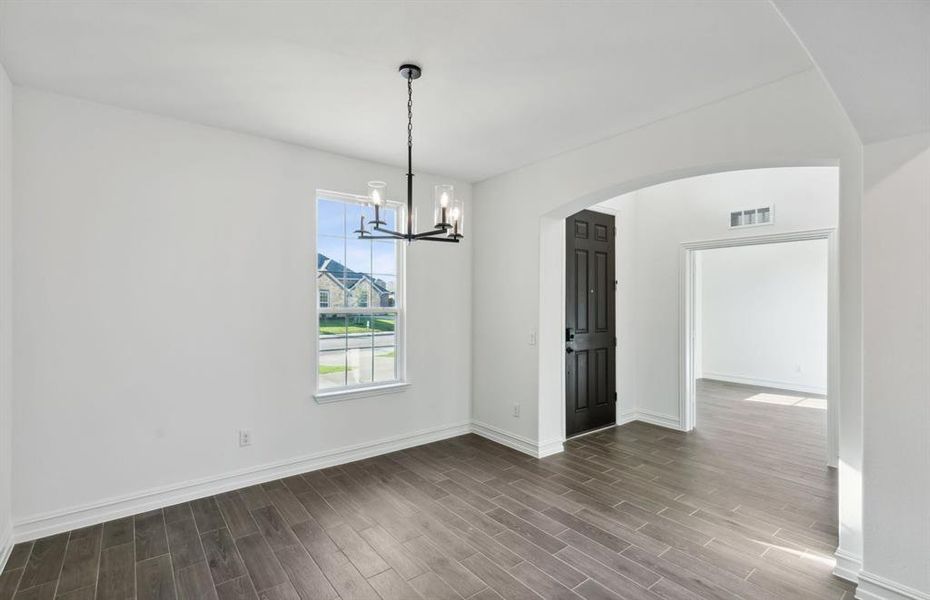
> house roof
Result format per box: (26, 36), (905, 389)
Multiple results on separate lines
(317, 253), (390, 295)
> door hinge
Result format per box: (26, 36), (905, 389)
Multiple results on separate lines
(613, 336), (617, 347)
(614, 392), (618, 402)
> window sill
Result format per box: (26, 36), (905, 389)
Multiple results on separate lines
(314, 382), (410, 404)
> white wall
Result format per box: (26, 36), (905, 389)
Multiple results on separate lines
(11, 88), (472, 536)
(699, 240), (829, 395)
(596, 168), (837, 419)
(471, 68), (863, 568)
(0, 61), (13, 562)
(860, 132), (930, 597)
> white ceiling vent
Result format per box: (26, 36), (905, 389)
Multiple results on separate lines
(730, 205), (773, 229)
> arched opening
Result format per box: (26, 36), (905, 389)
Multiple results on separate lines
(537, 160), (839, 449)
(536, 159), (852, 580)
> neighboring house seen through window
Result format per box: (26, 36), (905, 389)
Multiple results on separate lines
(317, 193), (401, 392)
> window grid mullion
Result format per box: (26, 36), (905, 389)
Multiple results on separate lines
(319, 307), (398, 316)
(342, 313), (348, 387)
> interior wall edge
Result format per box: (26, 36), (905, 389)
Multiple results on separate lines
(834, 547), (863, 583)
(0, 58), (13, 575)
(11, 419), (470, 543)
(0, 527), (11, 572)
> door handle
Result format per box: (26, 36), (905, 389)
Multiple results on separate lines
(566, 347), (574, 354)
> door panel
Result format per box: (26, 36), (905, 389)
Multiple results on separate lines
(574, 351), (588, 410)
(565, 210), (616, 437)
(574, 250), (589, 332)
(595, 348), (609, 406)
(595, 252), (609, 331)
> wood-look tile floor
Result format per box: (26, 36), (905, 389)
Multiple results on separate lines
(1, 380), (854, 600)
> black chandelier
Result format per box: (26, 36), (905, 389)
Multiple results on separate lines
(354, 64), (463, 243)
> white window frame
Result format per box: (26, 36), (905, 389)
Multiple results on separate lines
(313, 190), (407, 402)
(319, 289), (330, 308)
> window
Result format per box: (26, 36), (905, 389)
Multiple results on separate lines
(316, 193), (402, 394)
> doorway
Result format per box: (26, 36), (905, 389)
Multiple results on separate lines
(680, 229), (838, 466)
(565, 209), (616, 437)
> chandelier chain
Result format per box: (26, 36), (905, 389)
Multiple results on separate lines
(407, 76), (413, 149)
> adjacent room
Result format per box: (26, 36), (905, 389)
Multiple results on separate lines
(0, 3), (927, 600)
(696, 240), (829, 404)
(695, 237), (832, 457)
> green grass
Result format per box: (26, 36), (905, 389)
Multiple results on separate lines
(320, 317), (395, 335)
(318, 364), (350, 374)
(377, 350), (395, 358)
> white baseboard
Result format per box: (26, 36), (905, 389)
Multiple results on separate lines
(833, 548), (862, 583)
(536, 438), (565, 458)
(634, 409), (686, 431)
(615, 408), (684, 431)
(13, 420), (471, 543)
(857, 571), (930, 600)
(470, 420), (563, 458)
(618, 410), (638, 425)
(11, 410), (693, 543)
(701, 373), (827, 395)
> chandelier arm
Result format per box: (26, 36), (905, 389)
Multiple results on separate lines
(370, 226), (406, 238)
(411, 236), (460, 243)
(412, 228), (453, 239)
(358, 233), (407, 240)
(360, 230), (458, 242)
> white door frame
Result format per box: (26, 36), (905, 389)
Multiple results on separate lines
(679, 227), (839, 467)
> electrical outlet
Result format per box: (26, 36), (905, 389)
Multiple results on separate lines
(528, 331), (537, 346)
(513, 404), (520, 417)
(795, 364), (802, 373)
(238, 430), (252, 447)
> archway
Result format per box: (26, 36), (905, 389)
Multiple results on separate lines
(534, 159), (858, 578)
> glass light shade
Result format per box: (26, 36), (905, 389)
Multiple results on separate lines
(434, 184), (454, 227)
(449, 197), (465, 238)
(367, 181), (387, 207)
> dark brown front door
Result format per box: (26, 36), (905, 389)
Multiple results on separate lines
(565, 209), (616, 437)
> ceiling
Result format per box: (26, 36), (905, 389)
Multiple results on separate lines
(775, 0), (930, 144)
(0, 1), (815, 181)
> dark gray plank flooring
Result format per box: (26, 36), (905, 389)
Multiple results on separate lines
(2, 380), (854, 599)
